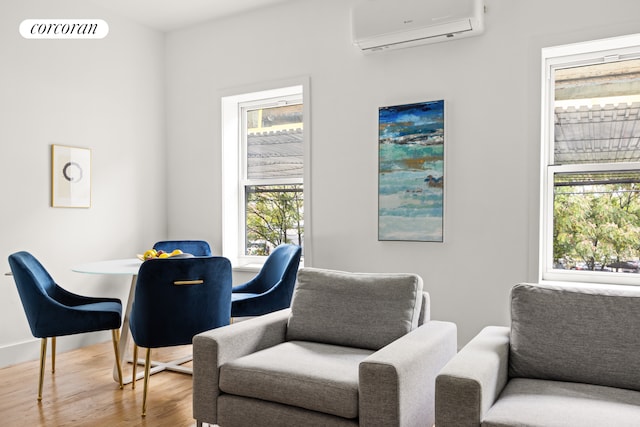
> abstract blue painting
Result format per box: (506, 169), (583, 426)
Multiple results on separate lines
(378, 100), (444, 242)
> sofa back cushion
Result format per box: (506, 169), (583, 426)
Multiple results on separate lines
(286, 268), (424, 350)
(509, 282), (640, 392)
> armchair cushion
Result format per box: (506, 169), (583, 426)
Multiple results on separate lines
(219, 341), (374, 419)
(483, 378), (640, 427)
(509, 283), (640, 392)
(286, 268), (423, 350)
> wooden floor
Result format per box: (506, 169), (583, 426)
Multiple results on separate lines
(0, 340), (198, 426)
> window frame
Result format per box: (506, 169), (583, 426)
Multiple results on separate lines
(539, 34), (640, 286)
(221, 78), (311, 269)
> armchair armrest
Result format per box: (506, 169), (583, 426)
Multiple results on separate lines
(192, 309), (289, 424)
(435, 326), (510, 427)
(359, 320), (457, 427)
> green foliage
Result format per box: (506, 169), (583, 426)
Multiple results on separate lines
(554, 182), (640, 270)
(245, 185), (303, 255)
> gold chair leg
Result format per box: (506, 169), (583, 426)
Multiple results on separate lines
(111, 330), (124, 389)
(51, 337), (56, 374)
(142, 348), (151, 417)
(132, 344), (138, 390)
(38, 338), (47, 401)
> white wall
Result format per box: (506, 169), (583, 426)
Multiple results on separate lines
(165, 0), (640, 346)
(2, 0), (638, 368)
(0, 0), (166, 366)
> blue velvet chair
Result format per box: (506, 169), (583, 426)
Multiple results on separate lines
(231, 244), (302, 318)
(7, 251), (124, 400)
(152, 240), (212, 256)
(129, 256), (232, 416)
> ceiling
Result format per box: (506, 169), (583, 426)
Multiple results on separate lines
(87, 0), (295, 32)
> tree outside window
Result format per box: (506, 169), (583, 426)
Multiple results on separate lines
(553, 171), (640, 272)
(245, 184), (303, 255)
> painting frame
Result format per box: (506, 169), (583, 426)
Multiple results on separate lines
(378, 100), (445, 242)
(51, 144), (91, 208)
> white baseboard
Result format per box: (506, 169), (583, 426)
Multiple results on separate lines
(0, 330), (112, 369)
(0, 338), (40, 368)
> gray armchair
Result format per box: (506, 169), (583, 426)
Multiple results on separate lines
(193, 267), (457, 427)
(436, 282), (640, 427)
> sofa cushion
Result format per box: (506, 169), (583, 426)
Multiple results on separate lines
(286, 268), (423, 350)
(482, 378), (640, 427)
(509, 282), (640, 392)
(219, 341), (374, 419)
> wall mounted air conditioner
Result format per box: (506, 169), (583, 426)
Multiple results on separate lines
(352, 0), (485, 53)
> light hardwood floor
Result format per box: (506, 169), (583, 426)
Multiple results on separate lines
(0, 340), (197, 426)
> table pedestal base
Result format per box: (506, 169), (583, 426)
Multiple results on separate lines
(123, 354), (193, 385)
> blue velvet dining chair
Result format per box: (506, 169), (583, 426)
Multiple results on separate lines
(231, 244), (302, 318)
(152, 240), (212, 256)
(7, 251), (124, 400)
(129, 256), (232, 416)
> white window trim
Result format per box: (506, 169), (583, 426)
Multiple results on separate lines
(221, 77), (311, 269)
(539, 33), (640, 286)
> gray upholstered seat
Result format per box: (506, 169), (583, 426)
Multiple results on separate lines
(220, 341), (373, 418)
(193, 267), (457, 427)
(483, 378), (640, 427)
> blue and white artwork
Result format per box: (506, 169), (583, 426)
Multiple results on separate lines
(378, 100), (444, 242)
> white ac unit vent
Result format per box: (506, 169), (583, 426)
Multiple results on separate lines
(352, 0), (485, 53)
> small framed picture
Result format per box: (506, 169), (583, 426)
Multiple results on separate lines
(51, 144), (91, 208)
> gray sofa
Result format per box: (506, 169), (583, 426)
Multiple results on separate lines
(193, 267), (457, 427)
(436, 282), (640, 427)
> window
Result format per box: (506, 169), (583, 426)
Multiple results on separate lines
(540, 34), (640, 285)
(242, 99), (304, 256)
(222, 80), (309, 267)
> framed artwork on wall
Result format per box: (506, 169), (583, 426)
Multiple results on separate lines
(378, 100), (444, 242)
(51, 144), (91, 208)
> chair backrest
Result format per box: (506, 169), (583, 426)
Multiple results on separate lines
(253, 244), (302, 294)
(286, 267), (424, 351)
(129, 256), (232, 348)
(509, 282), (640, 392)
(8, 251), (58, 337)
(152, 240), (212, 256)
